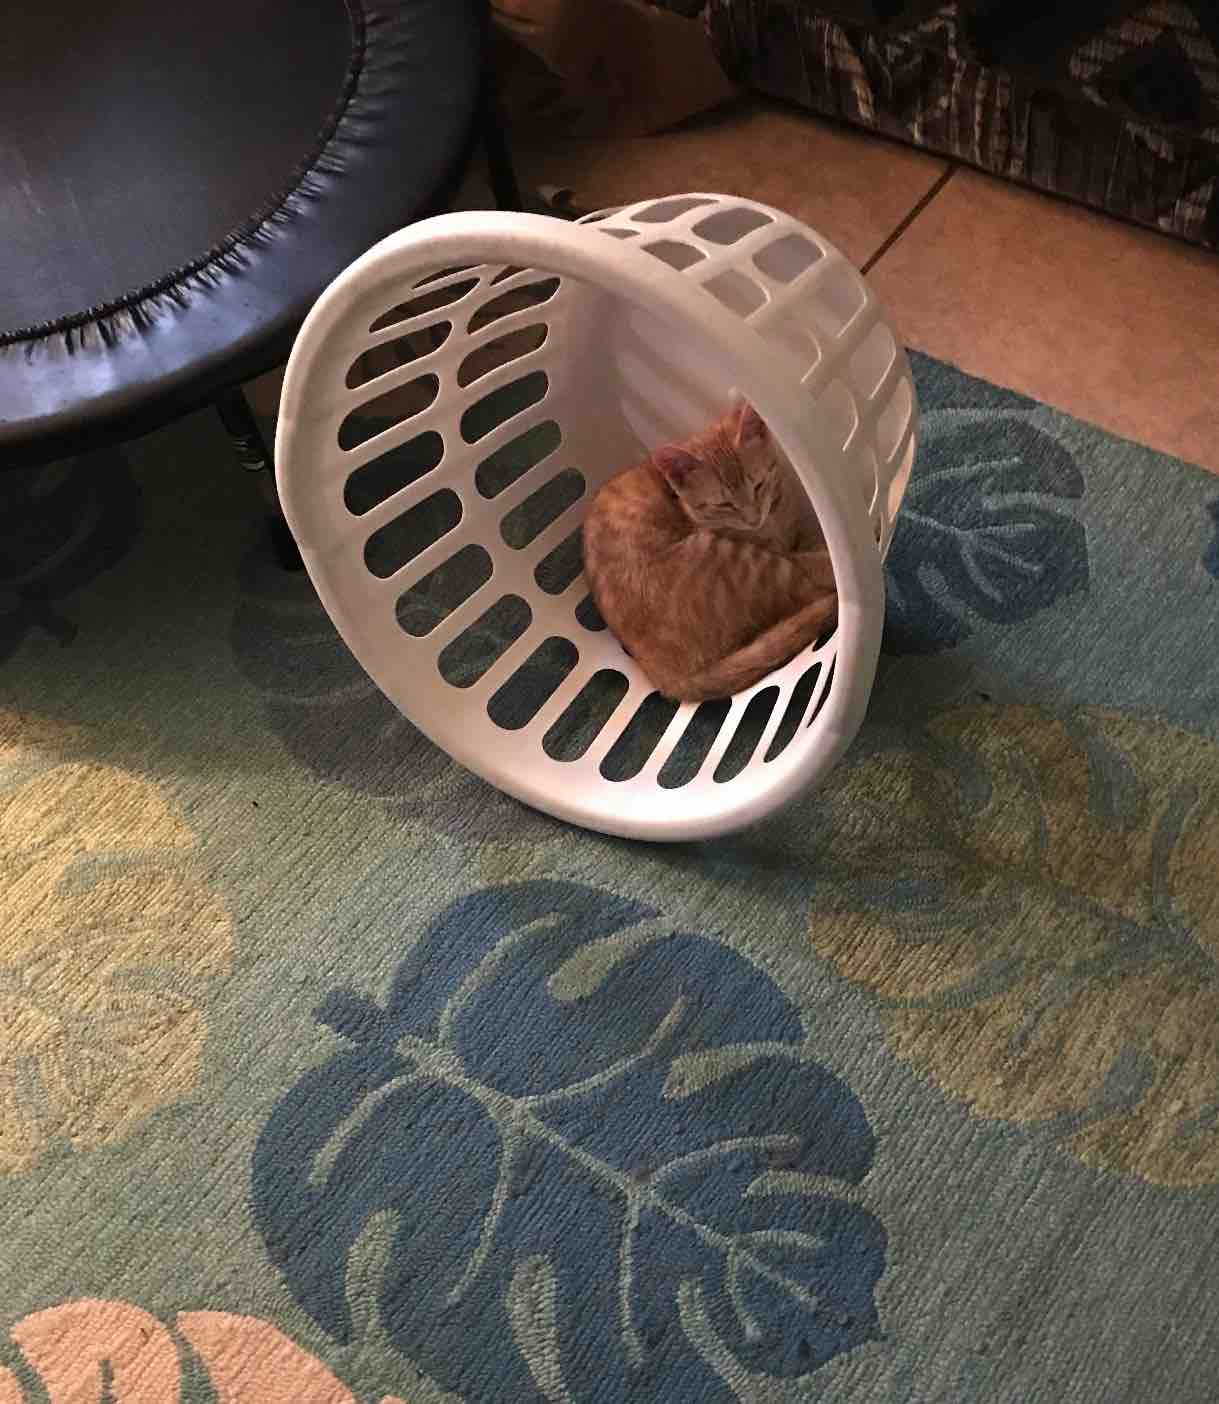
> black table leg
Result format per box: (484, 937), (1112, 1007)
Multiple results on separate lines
(481, 69), (522, 211)
(214, 387), (303, 571)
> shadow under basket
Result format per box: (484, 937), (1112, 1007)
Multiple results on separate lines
(275, 194), (918, 841)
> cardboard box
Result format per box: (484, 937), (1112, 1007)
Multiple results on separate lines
(492, 0), (737, 136)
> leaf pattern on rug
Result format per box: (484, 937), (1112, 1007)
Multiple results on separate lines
(0, 449), (142, 661)
(252, 881), (888, 1402)
(883, 415), (1088, 653)
(0, 1299), (409, 1402)
(0, 711), (232, 1174)
(229, 539), (558, 847)
(808, 704), (1219, 1186)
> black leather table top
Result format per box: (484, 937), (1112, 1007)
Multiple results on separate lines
(0, 0), (483, 466)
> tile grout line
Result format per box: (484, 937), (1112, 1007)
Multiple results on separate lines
(861, 165), (957, 276)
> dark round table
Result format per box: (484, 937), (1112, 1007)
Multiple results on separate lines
(0, 0), (513, 495)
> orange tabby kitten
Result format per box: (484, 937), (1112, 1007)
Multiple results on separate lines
(583, 401), (836, 702)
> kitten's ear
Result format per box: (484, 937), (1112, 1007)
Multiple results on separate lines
(732, 400), (768, 448)
(653, 445), (700, 487)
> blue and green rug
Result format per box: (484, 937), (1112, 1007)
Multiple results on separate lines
(2, 353), (1217, 1400)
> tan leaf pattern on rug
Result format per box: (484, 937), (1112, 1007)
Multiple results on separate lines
(808, 705), (1219, 1187)
(0, 710), (233, 1173)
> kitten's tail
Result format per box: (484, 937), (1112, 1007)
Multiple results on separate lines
(677, 593), (837, 702)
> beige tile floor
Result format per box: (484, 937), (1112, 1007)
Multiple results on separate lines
(515, 99), (1219, 474)
(513, 101), (947, 271)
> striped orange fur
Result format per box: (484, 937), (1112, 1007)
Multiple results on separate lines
(582, 402), (836, 702)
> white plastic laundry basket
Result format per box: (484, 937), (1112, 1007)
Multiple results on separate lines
(275, 194), (917, 841)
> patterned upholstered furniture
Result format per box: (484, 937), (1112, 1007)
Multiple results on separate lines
(684, 0), (1219, 249)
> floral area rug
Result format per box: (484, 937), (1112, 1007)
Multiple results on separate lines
(2, 353), (1218, 1401)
